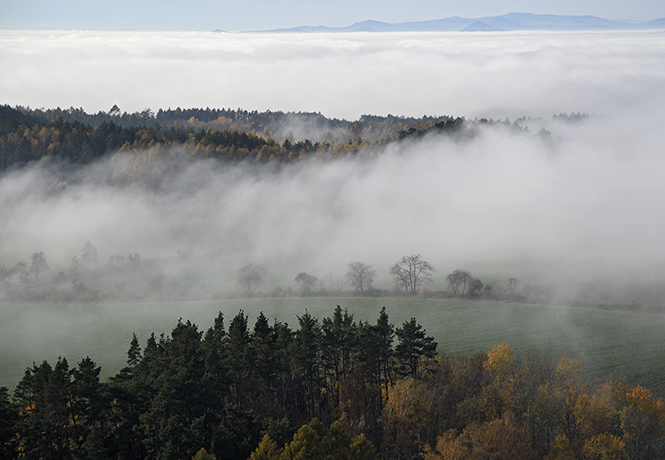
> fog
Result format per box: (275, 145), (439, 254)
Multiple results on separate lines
(1, 30), (664, 119)
(2, 115), (665, 299)
(1, 29), (665, 303)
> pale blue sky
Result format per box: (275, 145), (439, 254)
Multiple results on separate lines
(1, 0), (663, 31)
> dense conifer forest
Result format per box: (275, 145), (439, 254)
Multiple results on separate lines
(1, 306), (663, 460)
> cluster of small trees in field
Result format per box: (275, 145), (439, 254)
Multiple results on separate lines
(0, 247), (569, 306)
(0, 251), (49, 286)
(386, 255), (510, 299)
(2, 307), (663, 460)
(38, 253), (520, 302)
(0, 241), (144, 302)
(235, 254), (519, 301)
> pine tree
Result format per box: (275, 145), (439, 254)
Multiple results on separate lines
(127, 332), (142, 368)
(395, 318), (437, 378)
(0, 387), (17, 459)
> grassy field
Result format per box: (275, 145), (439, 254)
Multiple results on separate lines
(2, 297), (665, 395)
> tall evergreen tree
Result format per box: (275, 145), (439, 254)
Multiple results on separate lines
(291, 311), (323, 422)
(0, 387), (17, 459)
(251, 311), (277, 384)
(14, 358), (74, 460)
(395, 318), (437, 378)
(127, 332), (142, 368)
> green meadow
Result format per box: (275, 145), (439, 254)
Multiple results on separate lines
(2, 298), (665, 395)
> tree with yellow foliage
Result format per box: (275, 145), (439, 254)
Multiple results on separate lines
(381, 378), (434, 459)
(582, 433), (627, 460)
(424, 414), (537, 460)
(620, 385), (665, 460)
(462, 344), (516, 423)
(544, 435), (577, 460)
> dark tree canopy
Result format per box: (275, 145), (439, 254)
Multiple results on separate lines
(447, 269), (483, 298)
(395, 317), (438, 378)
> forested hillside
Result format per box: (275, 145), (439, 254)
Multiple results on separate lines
(0, 104), (480, 171)
(1, 306), (662, 460)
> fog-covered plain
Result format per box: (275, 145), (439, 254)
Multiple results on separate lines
(1, 29), (664, 119)
(1, 29), (665, 303)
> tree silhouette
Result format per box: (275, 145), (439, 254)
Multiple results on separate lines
(236, 263), (266, 295)
(395, 317), (437, 377)
(294, 272), (319, 295)
(80, 241), (98, 271)
(389, 254), (434, 295)
(29, 251), (49, 280)
(346, 262), (376, 294)
(446, 269), (484, 298)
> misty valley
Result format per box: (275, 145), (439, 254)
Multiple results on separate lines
(2, 103), (665, 460)
(0, 105), (660, 309)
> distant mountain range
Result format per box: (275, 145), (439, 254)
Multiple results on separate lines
(234, 13), (665, 33)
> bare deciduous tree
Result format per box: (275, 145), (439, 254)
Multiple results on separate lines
(447, 269), (484, 298)
(346, 262), (376, 294)
(237, 263), (266, 294)
(322, 273), (346, 295)
(389, 254), (435, 295)
(447, 269), (473, 297)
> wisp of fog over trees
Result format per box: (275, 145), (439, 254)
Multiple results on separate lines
(0, 112), (664, 301)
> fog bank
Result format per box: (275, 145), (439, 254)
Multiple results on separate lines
(1, 30), (664, 119)
(1, 111), (664, 300)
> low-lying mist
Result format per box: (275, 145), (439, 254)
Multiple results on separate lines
(1, 109), (664, 306)
(1, 28), (665, 306)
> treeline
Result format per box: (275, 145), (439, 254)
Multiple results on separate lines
(0, 246), (638, 310)
(0, 249), (532, 306)
(1, 307), (664, 460)
(11, 105), (452, 143)
(0, 242), (149, 303)
(0, 104), (585, 176)
(0, 105), (467, 172)
(0, 105), (278, 169)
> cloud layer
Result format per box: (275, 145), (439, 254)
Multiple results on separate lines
(1, 30), (664, 119)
